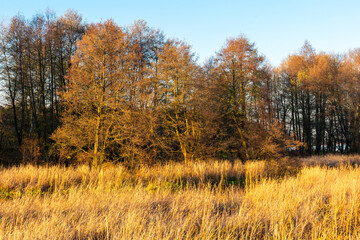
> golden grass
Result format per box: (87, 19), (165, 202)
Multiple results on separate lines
(0, 156), (360, 239)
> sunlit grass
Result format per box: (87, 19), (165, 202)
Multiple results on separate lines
(1, 156), (360, 239)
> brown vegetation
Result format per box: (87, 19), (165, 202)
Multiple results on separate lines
(2, 7), (360, 240)
(0, 155), (360, 239)
(4, 9), (359, 166)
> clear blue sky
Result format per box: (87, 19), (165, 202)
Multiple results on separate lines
(1, 0), (359, 66)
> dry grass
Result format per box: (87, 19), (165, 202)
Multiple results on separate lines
(0, 156), (360, 239)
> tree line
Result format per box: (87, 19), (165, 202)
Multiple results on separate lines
(0, 9), (84, 162)
(0, 10), (359, 166)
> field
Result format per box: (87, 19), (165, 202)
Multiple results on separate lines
(1, 155), (360, 239)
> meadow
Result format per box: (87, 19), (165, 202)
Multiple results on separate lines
(1, 155), (360, 239)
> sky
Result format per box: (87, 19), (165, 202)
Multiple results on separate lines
(1, 0), (359, 66)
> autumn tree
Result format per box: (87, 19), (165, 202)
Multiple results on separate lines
(0, 15), (28, 146)
(157, 39), (200, 163)
(52, 20), (127, 167)
(112, 20), (168, 165)
(309, 53), (338, 154)
(277, 42), (315, 154)
(209, 36), (265, 160)
(0, 10), (86, 164)
(276, 42), (348, 154)
(340, 49), (360, 153)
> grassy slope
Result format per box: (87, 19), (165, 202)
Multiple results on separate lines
(1, 155), (360, 239)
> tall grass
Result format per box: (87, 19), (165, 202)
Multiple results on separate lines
(0, 156), (360, 239)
